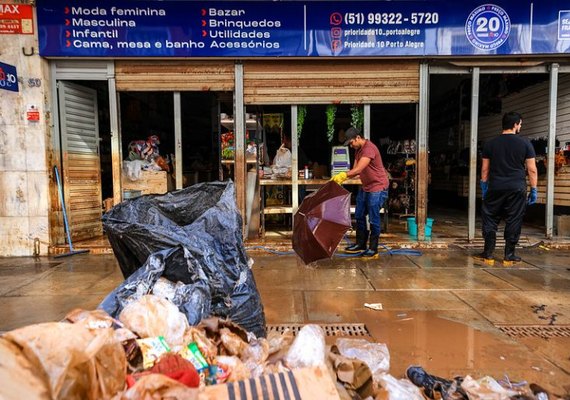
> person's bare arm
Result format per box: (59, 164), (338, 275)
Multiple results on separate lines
(526, 158), (538, 187)
(481, 158), (490, 182)
(347, 157), (371, 178)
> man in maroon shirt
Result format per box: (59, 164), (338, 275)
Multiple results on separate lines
(332, 127), (389, 257)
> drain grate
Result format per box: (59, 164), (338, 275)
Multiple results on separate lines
(497, 325), (570, 339)
(267, 323), (370, 337)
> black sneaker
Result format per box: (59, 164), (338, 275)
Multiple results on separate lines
(406, 366), (468, 400)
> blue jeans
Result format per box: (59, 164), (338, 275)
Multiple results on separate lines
(355, 189), (388, 238)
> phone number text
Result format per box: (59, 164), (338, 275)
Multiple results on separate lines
(344, 12), (439, 25)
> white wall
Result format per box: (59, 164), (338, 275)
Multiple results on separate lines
(479, 74), (570, 143)
(0, 12), (51, 256)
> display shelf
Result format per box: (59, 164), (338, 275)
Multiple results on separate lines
(221, 159), (257, 164)
(263, 206), (293, 215)
(260, 178), (361, 186)
(221, 118), (260, 130)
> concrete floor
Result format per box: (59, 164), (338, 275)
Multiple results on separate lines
(1, 248), (570, 395)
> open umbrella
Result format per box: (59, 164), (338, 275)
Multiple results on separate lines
(292, 181), (352, 264)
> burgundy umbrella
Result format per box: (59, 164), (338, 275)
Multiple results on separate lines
(292, 181), (352, 264)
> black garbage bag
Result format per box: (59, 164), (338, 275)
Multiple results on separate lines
(99, 246), (211, 326)
(101, 181), (266, 337)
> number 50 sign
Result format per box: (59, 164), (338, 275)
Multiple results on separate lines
(0, 62), (19, 92)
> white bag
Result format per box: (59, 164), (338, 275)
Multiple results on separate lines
(273, 144), (291, 168)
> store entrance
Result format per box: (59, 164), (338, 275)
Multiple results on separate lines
(370, 104), (418, 238)
(118, 91), (234, 197)
(54, 85), (234, 249)
(427, 73), (551, 240)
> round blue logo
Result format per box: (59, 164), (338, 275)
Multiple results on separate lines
(465, 4), (511, 51)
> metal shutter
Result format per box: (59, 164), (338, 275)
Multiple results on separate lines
(243, 60), (420, 104)
(115, 61), (235, 91)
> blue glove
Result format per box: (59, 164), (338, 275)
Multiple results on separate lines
(527, 187), (538, 205)
(480, 181), (488, 200)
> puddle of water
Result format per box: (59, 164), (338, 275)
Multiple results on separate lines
(355, 310), (569, 394)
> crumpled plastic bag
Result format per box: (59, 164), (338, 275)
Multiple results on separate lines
(118, 373), (198, 400)
(220, 328), (248, 356)
(335, 338), (390, 383)
(271, 144), (292, 178)
(215, 356), (251, 382)
(123, 160), (143, 181)
(460, 375), (519, 399)
(3, 322), (126, 400)
(265, 329), (295, 366)
(0, 338), (51, 400)
(284, 324), (326, 368)
(329, 349), (374, 399)
(273, 144), (292, 168)
(183, 327), (218, 360)
(119, 294), (189, 349)
(100, 247), (212, 328)
(241, 337), (270, 378)
(377, 373), (424, 400)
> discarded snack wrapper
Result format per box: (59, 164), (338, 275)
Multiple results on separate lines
(364, 303), (383, 311)
(137, 336), (170, 369)
(180, 342), (209, 371)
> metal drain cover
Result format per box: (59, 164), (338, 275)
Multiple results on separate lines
(497, 325), (570, 339)
(267, 323), (370, 337)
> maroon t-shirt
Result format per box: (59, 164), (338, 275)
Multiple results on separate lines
(356, 140), (389, 192)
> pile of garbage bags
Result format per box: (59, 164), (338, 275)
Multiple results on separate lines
(101, 181), (266, 337)
(0, 296), (563, 400)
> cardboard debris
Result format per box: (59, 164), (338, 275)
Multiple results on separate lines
(199, 366), (339, 400)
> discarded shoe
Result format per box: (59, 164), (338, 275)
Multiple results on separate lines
(529, 383), (551, 400)
(406, 366), (468, 400)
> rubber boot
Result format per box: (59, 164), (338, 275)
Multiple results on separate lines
(361, 236), (379, 258)
(345, 230), (368, 253)
(503, 242), (521, 266)
(474, 236), (495, 265)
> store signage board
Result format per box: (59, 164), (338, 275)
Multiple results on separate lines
(0, 61), (19, 92)
(36, 0), (570, 57)
(0, 4), (34, 34)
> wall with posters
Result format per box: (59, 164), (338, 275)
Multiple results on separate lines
(0, 4), (52, 256)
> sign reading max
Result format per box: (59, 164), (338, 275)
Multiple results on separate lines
(36, 0), (570, 57)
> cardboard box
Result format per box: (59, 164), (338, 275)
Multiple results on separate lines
(200, 366), (340, 400)
(122, 170), (168, 195)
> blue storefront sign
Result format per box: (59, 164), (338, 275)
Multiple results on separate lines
(36, 0), (570, 57)
(0, 62), (19, 92)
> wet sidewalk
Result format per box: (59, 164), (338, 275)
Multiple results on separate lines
(1, 248), (569, 394)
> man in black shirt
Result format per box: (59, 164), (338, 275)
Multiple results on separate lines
(478, 111), (538, 265)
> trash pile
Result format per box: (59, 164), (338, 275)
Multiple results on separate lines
(0, 181), (564, 399)
(0, 302), (563, 399)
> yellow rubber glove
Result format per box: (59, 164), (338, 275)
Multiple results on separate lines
(331, 172), (348, 185)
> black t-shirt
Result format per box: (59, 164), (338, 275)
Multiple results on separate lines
(482, 134), (536, 191)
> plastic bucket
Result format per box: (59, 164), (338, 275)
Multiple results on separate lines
(407, 217), (417, 237)
(123, 190), (142, 200)
(425, 218), (434, 237)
